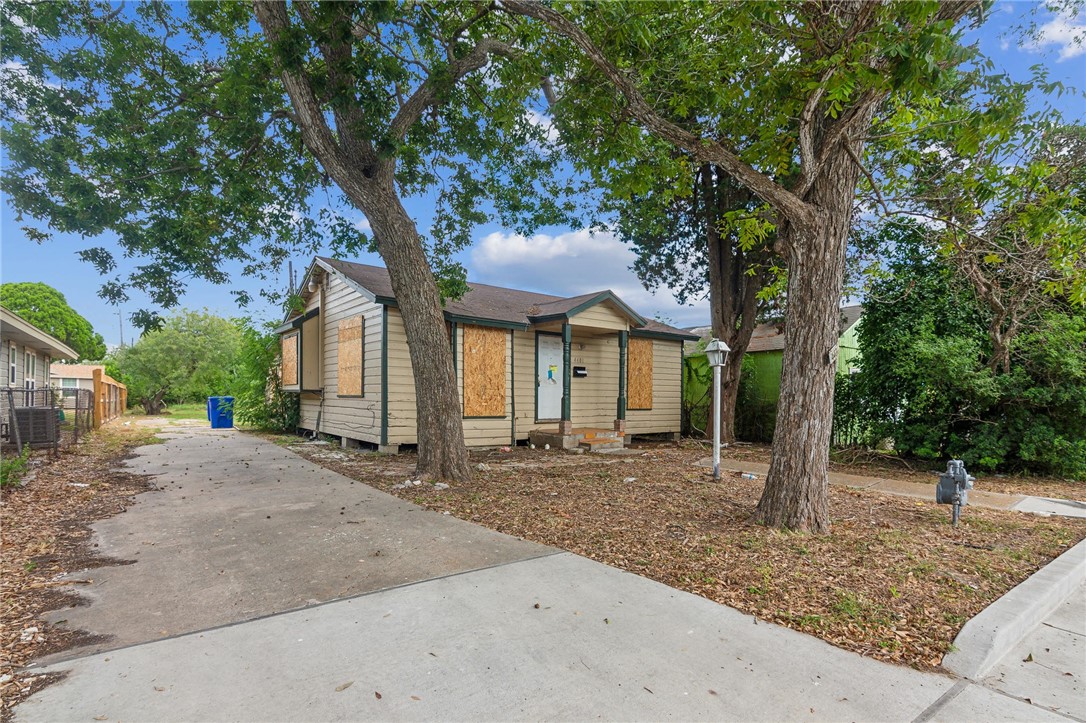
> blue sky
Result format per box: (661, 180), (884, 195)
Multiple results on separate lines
(2, 2), (1084, 351)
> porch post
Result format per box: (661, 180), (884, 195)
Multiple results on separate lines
(615, 330), (628, 432)
(560, 322), (572, 434)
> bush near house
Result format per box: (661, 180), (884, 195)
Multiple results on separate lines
(848, 243), (1086, 479)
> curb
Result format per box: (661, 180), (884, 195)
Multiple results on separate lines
(943, 535), (1086, 680)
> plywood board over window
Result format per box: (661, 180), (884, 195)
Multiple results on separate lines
(281, 333), (299, 387)
(628, 337), (653, 409)
(463, 325), (506, 417)
(338, 315), (364, 396)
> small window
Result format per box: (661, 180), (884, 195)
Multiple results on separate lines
(463, 325), (506, 417)
(23, 350), (36, 390)
(62, 377), (77, 388)
(8, 342), (15, 385)
(627, 338), (653, 410)
(337, 315), (364, 397)
(281, 333), (299, 389)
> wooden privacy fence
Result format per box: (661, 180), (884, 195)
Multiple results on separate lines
(91, 368), (127, 428)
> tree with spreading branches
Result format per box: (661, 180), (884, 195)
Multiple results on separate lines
(2, 1), (567, 482)
(501, 0), (1009, 530)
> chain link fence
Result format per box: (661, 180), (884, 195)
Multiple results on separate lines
(1, 387), (95, 454)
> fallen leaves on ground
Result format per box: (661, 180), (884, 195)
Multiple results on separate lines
(286, 441), (1086, 671)
(719, 441), (1085, 501)
(0, 422), (159, 720)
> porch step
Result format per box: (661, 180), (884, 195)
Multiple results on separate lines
(579, 437), (625, 452)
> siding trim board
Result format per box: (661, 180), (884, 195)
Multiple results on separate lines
(380, 305), (389, 446)
(534, 330), (562, 423)
(529, 291), (647, 327)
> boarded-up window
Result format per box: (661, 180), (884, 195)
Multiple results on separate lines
(627, 337), (653, 410)
(337, 315), (364, 396)
(281, 333), (299, 388)
(463, 325), (506, 417)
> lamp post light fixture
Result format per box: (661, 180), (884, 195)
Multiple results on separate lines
(704, 338), (731, 480)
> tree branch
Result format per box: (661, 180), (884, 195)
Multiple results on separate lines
(500, 0), (817, 229)
(388, 37), (520, 142)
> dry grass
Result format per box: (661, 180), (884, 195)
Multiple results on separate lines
(284, 441), (1086, 671)
(0, 422), (160, 719)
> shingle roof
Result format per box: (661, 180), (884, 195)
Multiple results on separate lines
(313, 257), (695, 339)
(49, 363), (104, 379)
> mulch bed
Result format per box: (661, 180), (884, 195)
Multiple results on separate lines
(718, 442), (1085, 501)
(282, 439), (1086, 671)
(0, 423), (159, 720)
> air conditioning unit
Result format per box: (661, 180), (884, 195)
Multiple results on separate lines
(13, 406), (59, 446)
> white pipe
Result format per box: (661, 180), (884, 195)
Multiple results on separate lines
(712, 362), (721, 480)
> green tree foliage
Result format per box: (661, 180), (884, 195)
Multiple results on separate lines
(1, 1), (566, 482)
(231, 321), (299, 433)
(503, 0), (988, 530)
(0, 282), (106, 359)
(852, 222), (1086, 478)
(111, 310), (241, 414)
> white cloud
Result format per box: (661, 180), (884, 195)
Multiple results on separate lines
(524, 109), (559, 144)
(1024, 10), (1086, 61)
(470, 229), (708, 327)
(354, 215), (371, 233)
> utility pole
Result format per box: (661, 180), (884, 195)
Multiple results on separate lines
(116, 310), (124, 348)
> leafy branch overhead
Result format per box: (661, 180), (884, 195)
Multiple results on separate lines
(0, 1), (569, 315)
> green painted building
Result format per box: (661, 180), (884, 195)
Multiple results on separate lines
(683, 305), (863, 441)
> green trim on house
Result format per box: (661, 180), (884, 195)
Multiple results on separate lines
(273, 307), (321, 335)
(561, 323), (572, 422)
(617, 330), (628, 420)
(445, 314), (528, 331)
(450, 322), (458, 378)
(529, 291), (648, 327)
(679, 341), (684, 430)
(380, 305), (389, 446)
(377, 297), (528, 331)
(509, 329), (516, 445)
(630, 328), (700, 342)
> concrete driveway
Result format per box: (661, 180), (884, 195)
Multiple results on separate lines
(14, 426), (1074, 721)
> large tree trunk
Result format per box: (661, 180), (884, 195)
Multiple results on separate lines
(359, 182), (473, 483)
(753, 137), (868, 532)
(703, 165), (764, 444)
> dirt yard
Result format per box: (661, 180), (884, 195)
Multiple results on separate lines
(717, 442), (1086, 500)
(281, 437), (1086, 671)
(0, 421), (160, 718)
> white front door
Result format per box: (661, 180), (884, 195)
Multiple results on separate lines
(536, 333), (563, 420)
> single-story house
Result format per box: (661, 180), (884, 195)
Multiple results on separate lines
(277, 257), (697, 452)
(1, 306), (78, 391)
(49, 363), (105, 409)
(1, 306), (78, 446)
(50, 363), (104, 391)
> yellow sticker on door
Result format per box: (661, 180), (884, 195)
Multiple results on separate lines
(547, 364), (558, 383)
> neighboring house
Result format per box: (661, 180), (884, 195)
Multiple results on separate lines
(49, 363), (104, 392)
(1, 306), (78, 392)
(686, 304), (864, 407)
(277, 257), (697, 452)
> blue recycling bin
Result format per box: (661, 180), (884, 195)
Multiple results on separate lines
(207, 396), (235, 429)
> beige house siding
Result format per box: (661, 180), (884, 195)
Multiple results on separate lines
(288, 267), (685, 448)
(297, 273), (383, 443)
(567, 301), (629, 331)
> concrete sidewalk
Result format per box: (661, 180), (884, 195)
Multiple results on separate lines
(703, 458), (1086, 518)
(980, 582), (1086, 721)
(15, 426), (1081, 721)
(18, 552), (1055, 723)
